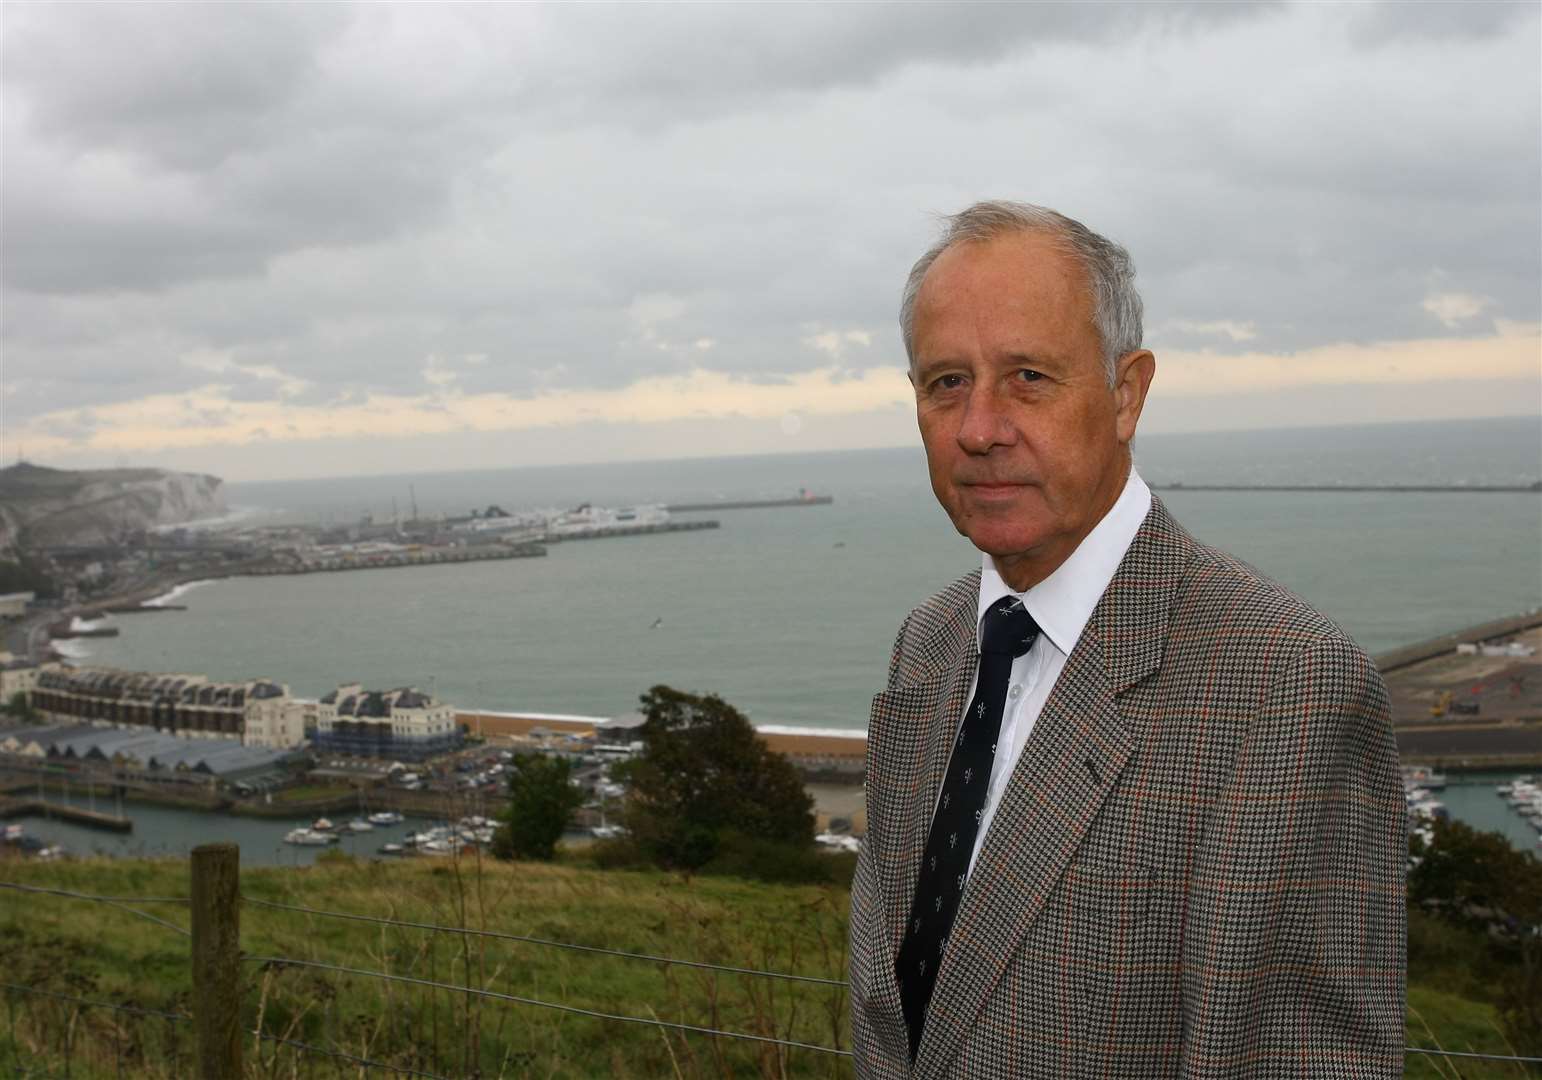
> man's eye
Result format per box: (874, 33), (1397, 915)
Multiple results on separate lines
(1016, 369), (1043, 383)
(931, 374), (966, 392)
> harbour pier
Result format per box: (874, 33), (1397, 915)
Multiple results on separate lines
(543, 519), (719, 541)
(0, 796), (133, 832)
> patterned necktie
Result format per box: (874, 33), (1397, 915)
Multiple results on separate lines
(896, 594), (1040, 1060)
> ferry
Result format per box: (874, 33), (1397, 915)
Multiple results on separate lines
(547, 503), (669, 536)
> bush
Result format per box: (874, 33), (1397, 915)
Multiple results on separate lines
(491, 752), (585, 861)
(699, 831), (856, 885)
(620, 685), (814, 872)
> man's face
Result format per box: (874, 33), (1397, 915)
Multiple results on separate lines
(910, 231), (1154, 590)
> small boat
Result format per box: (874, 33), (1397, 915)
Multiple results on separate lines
(311, 817), (335, 832)
(345, 818), (374, 833)
(1403, 767), (1447, 791)
(368, 811), (404, 826)
(284, 828), (336, 846)
(378, 843), (405, 855)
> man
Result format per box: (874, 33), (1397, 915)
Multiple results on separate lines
(849, 202), (1405, 1078)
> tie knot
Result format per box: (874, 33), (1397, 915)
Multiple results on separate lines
(980, 596), (1039, 658)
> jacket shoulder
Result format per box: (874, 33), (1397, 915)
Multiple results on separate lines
(1172, 534), (1372, 675)
(884, 570), (978, 687)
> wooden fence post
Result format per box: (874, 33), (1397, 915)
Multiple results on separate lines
(191, 842), (242, 1079)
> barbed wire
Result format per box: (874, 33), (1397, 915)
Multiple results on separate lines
(1405, 1045), (1542, 1064)
(255, 1030), (454, 1079)
(0, 981), (189, 1025)
(244, 953), (852, 1056)
(0, 881), (190, 937)
(0, 883), (188, 904)
(241, 894), (845, 987)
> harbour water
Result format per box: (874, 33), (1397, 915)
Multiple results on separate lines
(12, 772), (1539, 866)
(9, 785), (503, 868)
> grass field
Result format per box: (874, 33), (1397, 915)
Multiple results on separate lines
(0, 853), (1535, 1077)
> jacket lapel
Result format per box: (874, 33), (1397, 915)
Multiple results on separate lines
(913, 498), (1190, 1076)
(868, 602), (979, 958)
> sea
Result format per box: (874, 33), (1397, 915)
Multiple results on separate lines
(67, 416), (1542, 730)
(18, 415), (1542, 863)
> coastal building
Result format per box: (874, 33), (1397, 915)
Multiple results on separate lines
(28, 664), (306, 749)
(0, 721), (294, 788)
(0, 656), (39, 702)
(0, 592), (35, 619)
(312, 682), (461, 760)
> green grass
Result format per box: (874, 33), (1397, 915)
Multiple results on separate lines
(0, 854), (851, 1078)
(0, 855), (1535, 1077)
(1406, 986), (1536, 1079)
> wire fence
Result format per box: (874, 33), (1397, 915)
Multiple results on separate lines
(3, 853), (1541, 1076)
(244, 954), (849, 1056)
(242, 894), (846, 986)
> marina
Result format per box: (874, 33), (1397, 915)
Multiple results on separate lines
(6, 763), (1539, 866)
(1, 789), (519, 867)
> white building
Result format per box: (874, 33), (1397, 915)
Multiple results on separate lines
(0, 656), (39, 703)
(0, 592), (35, 619)
(313, 682), (461, 760)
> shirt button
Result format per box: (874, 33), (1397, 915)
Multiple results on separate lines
(1008, 685), (1022, 700)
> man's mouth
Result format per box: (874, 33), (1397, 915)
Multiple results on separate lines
(960, 479), (1031, 490)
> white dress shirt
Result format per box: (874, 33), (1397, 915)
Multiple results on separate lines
(961, 468), (1152, 875)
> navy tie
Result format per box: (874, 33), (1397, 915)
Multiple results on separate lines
(896, 595), (1040, 1059)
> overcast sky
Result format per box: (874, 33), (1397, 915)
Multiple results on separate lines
(2, 2), (1538, 482)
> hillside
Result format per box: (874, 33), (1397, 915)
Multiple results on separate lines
(0, 462), (225, 552)
(0, 855), (1526, 1078)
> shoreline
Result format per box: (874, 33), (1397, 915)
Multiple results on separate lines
(27, 572), (1539, 771)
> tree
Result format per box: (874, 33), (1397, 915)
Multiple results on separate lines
(1410, 817), (1542, 1053)
(2, 691), (36, 723)
(491, 752), (585, 861)
(620, 685), (814, 870)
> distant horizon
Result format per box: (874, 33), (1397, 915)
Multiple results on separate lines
(7, 412), (1539, 488)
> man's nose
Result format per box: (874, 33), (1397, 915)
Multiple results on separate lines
(955, 385), (1017, 454)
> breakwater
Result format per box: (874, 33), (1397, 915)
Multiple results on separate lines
(246, 542), (546, 576)
(666, 496), (833, 512)
(544, 519), (719, 541)
(1373, 610), (1542, 673)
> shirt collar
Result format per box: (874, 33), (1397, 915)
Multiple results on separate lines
(976, 468), (1152, 657)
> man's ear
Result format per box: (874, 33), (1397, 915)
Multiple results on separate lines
(1114, 350), (1155, 445)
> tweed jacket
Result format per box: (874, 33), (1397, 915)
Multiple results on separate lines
(850, 498), (1406, 1079)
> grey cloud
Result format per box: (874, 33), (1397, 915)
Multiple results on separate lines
(1, 3), (1273, 297)
(1346, 0), (1535, 47)
(2, 4), (343, 170)
(0, 2), (1536, 431)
